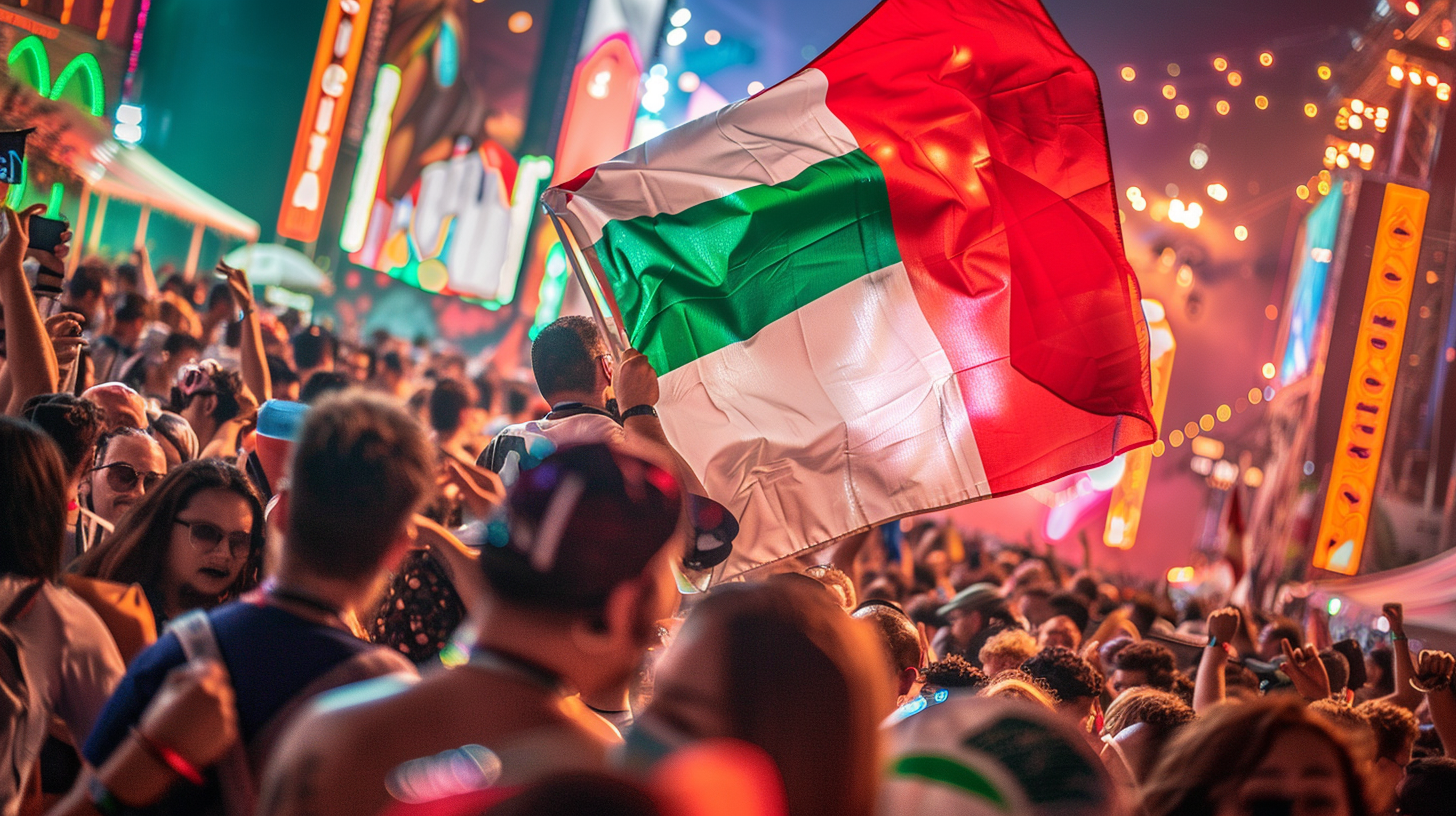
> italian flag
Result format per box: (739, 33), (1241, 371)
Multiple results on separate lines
(542, 0), (1156, 577)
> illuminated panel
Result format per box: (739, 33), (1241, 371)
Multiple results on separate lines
(490, 155), (553, 305)
(340, 64), (401, 253)
(0, 10), (60, 39)
(552, 33), (642, 184)
(50, 53), (104, 116)
(530, 241), (568, 338)
(1104, 299), (1176, 549)
(1312, 184), (1428, 575)
(277, 0), (373, 242)
(7, 35), (51, 96)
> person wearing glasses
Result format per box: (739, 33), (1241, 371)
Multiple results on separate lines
(71, 458), (264, 629)
(79, 428), (167, 542)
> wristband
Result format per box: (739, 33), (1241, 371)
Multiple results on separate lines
(132, 727), (205, 786)
(621, 404), (658, 421)
(88, 776), (126, 815)
(1393, 634), (1409, 642)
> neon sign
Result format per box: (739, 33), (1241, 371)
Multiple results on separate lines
(1104, 299), (1176, 549)
(1312, 184), (1427, 575)
(277, 0), (372, 242)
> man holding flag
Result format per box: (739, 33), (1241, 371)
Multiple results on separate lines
(543, 0), (1155, 578)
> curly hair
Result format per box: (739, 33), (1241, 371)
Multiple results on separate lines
(1021, 646), (1103, 704)
(978, 628), (1038, 674)
(1113, 640), (1178, 691)
(921, 654), (987, 691)
(21, 393), (103, 478)
(979, 669), (1058, 709)
(1103, 687), (1194, 737)
(1357, 699), (1418, 763)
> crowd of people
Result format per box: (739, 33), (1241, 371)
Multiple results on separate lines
(2, 202), (1456, 816)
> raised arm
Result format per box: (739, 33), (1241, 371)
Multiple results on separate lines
(613, 347), (706, 495)
(1379, 603), (1424, 711)
(1415, 650), (1456, 754)
(1, 205), (57, 414)
(133, 245), (161, 302)
(1194, 607), (1240, 713)
(217, 261), (270, 404)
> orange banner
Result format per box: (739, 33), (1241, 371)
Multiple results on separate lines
(1313, 183), (1428, 575)
(277, 0), (373, 242)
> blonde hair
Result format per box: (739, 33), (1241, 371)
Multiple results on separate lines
(978, 628), (1038, 675)
(979, 669), (1058, 709)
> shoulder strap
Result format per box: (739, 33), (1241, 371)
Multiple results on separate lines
(164, 610), (257, 816)
(2, 580), (46, 626)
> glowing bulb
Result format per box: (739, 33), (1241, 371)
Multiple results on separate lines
(746, 80), (764, 95)
(507, 11), (533, 33)
(1441, 35), (1453, 50)
(678, 71), (700, 92)
(1227, 71), (1242, 87)
(1235, 225), (1248, 241)
(1190, 146), (1209, 169)
(1410, 69), (1424, 85)
(1121, 66), (1136, 81)
(1207, 183), (1228, 201)
(1336, 153), (1350, 169)
(1217, 404), (1232, 422)
(1259, 51), (1274, 67)
(1167, 63), (1180, 77)
(1126, 186), (1142, 202)
(1317, 180), (1331, 195)
(1216, 99), (1230, 115)
(1297, 185), (1310, 200)
(1213, 57), (1228, 71)
(1430, 73), (1440, 87)
(1262, 362), (1277, 379)
(1254, 95), (1268, 110)
(1360, 143), (1375, 163)
(1328, 597), (1343, 615)
(665, 27), (687, 46)
(1318, 64), (1332, 80)
(1175, 103), (1190, 119)
(1391, 65), (1406, 82)
(670, 7), (692, 26)
(1162, 84), (1176, 99)
(1131, 197), (1146, 212)
(1304, 102), (1319, 118)
(1325, 146), (1338, 161)
(1406, 1), (1420, 14)
(1351, 99), (1365, 114)
(1348, 113), (1362, 129)
(704, 29), (721, 45)
(1133, 108), (1149, 125)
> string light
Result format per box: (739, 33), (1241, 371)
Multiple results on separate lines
(1304, 102), (1318, 117)
(1259, 51), (1274, 67)
(1213, 56), (1228, 71)
(1255, 95), (1269, 110)
(1216, 99), (1231, 115)
(1391, 65), (1405, 82)
(1175, 103), (1190, 119)
(1227, 71), (1242, 86)
(1162, 84), (1177, 99)
(1318, 64), (1332, 80)
(1133, 108), (1149, 125)
(1121, 66), (1136, 81)
(1235, 225), (1248, 241)
(704, 29), (721, 45)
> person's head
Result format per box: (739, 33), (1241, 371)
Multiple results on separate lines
(1038, 614), (1083, 652)
(1397, 756), (1456, 816)
(977, 628), (1038, 678)
(1021, 646), (1103, 725)
(171, 360), (244, 439)
(853, 601), (924, 703)
(428, 377), (473, 437)
(274, 391), (435, 587)
(0, 417), (70, 580)
(83, 428), (166, 524)
(978, 669), (1058, 709)
(82, 382), (149, 431)
(1141, 697), (1371, 816)
(804, 564), (856, 611)
(161, 331), (204, 378)
(479, 444), (685, 694)
(21, 393), (103, 487)
(65, 263), (113, 320)
(1320, 647), (1352, 696)
(1015, 586), (1055, 628)
(204, 282), (232, 318)
(936, 583), (1006, 646)
(1224, 661), (1261, 702)
(267, 354), (301, 402)
(71, 459), (264, 619)
(1100, 687), (1194, 785)
(111, 292), (152, 345)
(920, 654), (987, 694)
(300, 371), (351, 404)
(1048, 590), (1091, 632)
(1258, 617), (1304, 661)
(148, 411), (199, 471)
(1366, 645), (1394, 693)
(1308, 699), (1376, 767)
(340, 345), (373, 384)
(1110, 640), (1176, 698)
(292, 325), (336, 374)
(531, 316), (611, 404)
(1357, 699), (1418, 813)
(644, 578), (889, 816)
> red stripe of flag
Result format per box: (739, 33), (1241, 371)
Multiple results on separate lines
(808, 0), (1155, 493)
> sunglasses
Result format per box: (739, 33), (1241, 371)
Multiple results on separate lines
(174, 518), (252, 558)
(91, 461), (164, 493)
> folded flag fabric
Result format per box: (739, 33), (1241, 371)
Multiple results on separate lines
(541, 0), (1155, 577)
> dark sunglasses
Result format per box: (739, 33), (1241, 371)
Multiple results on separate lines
(90, 461), (164, 493)
(174, 519), (252, 558)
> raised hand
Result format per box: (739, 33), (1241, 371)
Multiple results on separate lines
(1413, 650), (1455, 693)
(1281, 639), (1332, 701)
(1207, 607), (1241, 646)
(613, 348), (660, 412)
(1383, 602), (1405, 638)
(216, 261), (255, 314)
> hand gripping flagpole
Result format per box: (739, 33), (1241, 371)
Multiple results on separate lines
(541, 201), (628, 361)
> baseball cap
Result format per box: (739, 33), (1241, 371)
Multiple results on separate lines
(937, 583), (1003, 620)
(480, 443), (685, 609)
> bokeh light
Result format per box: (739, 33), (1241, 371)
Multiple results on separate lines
(1227, 71), (1242, 86)
(1254, 95), (1269, 109)
(1175, 103), (1190, 119)
(1235, 225), (1249, 241)
(1133, 108), (1149, 125)
(1120, 66), (1136, 81)
(507, 11), (533, 33)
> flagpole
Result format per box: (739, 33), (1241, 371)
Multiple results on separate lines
(541, 202), (628, 360)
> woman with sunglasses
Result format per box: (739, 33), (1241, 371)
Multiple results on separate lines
(72, 458), (265, 628)
(79, 428), (167, 540)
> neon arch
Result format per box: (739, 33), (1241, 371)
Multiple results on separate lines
(7, 35), (51, 97)
(51, 53), (104, 116)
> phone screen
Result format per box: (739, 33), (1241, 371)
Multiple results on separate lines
(28, 215), (67, 253)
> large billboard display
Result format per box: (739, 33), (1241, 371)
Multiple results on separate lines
(1279, 185), (1345, 386)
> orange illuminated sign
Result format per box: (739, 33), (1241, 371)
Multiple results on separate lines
(1313, 183), (1427, 575)
(1104, 300), (1175, 549)
(277, 0), (372, 242)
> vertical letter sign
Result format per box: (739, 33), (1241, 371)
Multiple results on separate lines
(1312, 183), (1428, 575)
(277, 0), (372, 242)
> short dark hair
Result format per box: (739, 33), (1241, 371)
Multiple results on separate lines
(300, 371), (351, 404)
(429, 378), (472, 435)
(21, 393), (103, 478)
(293, 326), (336, 370)
(1048, 591), (1090, 632)
(170, 366), (244, 423)
(286, 391), (436, 581)
(1398, 757), (1456, 816)
(1021, 646), (1103, 703)
(531, 316), (606, 400)
(1114, 641), (1177, 690)
(852, 602), (921, 680)
(114, 292), (152, 324)
(267, 354), (300, 391)
(506, 386), (529, 415)
(205, 282), (232, 312)
(921, 655), (986, 690)
(1319, 648), (1351, 695)
(92, 426), (154, 468)
(163, 331), (205, 359)
(1261, 616), (1304, 647)
(67, 263), (110, 302)
(0, 417), (69, 579)
(1357, 699), (1418, 763)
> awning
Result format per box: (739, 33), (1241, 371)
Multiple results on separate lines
(0, 72), (258, 240)
(1310, 547), (1456, 647)
(223, 243), (334, 293)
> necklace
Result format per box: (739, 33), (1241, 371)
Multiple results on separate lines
(467, 646), (569, 697)
(258, 581), (349, 630)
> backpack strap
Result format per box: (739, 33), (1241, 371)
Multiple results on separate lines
(165, 611), (257, 816)
(1, 580), (45, 626)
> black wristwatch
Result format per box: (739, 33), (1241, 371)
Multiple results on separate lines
(621, 404), (659, 420)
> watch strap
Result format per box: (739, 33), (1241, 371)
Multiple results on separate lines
(621, 404), (659, 420)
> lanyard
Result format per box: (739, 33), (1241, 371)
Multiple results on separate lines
(547, 402), (620, 423)
(467, 646), (569, 697)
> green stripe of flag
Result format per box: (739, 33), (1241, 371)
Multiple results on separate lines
(593, 148), (902, 374)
